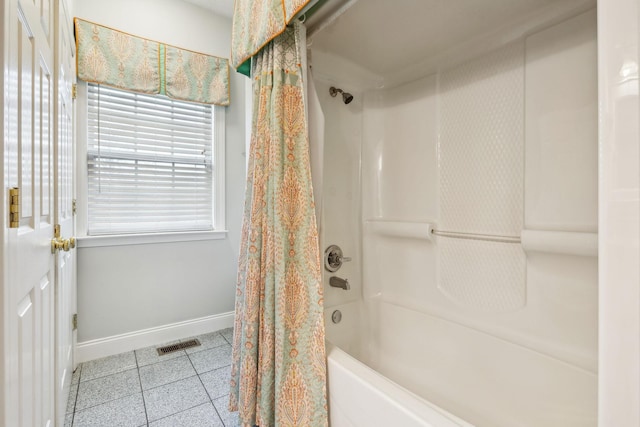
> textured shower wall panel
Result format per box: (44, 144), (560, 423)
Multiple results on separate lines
(439, 42), (524, 235)
(438, 42), (526, 311)
(438, 239), (526, 312)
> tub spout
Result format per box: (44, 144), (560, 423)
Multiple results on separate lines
(330, 276), (350, 290)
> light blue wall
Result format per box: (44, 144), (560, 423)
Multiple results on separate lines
(75, 0), (246, 342)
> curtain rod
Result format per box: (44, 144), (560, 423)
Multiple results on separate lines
(307, 0), (359, 38)
(294, 0), (322, 21)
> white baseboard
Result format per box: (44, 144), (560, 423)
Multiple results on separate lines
(76, 312), (234, 363)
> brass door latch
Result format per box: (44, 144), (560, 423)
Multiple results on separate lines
(51, 224), (76, 253)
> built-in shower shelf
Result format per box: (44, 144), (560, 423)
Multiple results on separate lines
(365, 220), (598, 257)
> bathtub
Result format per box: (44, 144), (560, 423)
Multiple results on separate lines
(325, 303), (474, 427)
(324, 300), (597, 427)
(326, 343), (473, 427)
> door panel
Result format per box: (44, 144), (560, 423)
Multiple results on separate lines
(5, 0), (56, 425)
(17, 292), (34, 427)
(19, 10), (34, 224)
(40, 57), (52, 219)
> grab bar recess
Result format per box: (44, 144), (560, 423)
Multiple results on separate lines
(365, 220), (597, 257)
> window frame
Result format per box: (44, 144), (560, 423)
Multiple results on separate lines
(76, 82), (227, 247)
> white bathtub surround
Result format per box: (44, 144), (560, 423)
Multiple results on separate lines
(312, 3), (598, 427)
(356, 9), (598, 371)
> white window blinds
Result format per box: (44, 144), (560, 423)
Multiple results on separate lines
(87, 83), (216, 235)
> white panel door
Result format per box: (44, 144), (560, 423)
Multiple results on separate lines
(54, 0), (76, 423)
(4, 0), (56, 425)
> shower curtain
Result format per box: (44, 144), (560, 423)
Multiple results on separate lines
(229, 22), (328, 427)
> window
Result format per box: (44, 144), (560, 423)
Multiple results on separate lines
(86, 83), (224, 235)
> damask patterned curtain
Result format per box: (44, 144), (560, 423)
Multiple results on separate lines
(229, 22), (328, 427)
(74, 18), (230, 106)
(231, 0), (312, 75)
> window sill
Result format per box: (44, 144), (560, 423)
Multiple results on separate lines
(76, 230), (228, 248)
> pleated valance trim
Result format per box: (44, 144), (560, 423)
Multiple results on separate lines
(75, 18), (230, 106)
(230, 0), (312, 74)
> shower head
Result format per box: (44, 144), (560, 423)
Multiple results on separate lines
(329, 86), (354, 104)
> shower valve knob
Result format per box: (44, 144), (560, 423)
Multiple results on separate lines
(324, 245), (351, 272)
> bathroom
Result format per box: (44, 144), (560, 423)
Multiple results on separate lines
(0, 0), (638, 426)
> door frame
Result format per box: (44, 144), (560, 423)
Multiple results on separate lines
(1, 0), (8, 422)
(597, 0), (640, 425)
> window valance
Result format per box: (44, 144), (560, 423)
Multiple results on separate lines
(74, 18), (230, 106)
(230, 0), (311, 75)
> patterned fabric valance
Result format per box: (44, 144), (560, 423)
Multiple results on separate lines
(231, 0), (311, 73)
(75, 18), (230, 106)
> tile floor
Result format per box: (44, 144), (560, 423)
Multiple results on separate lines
(65, 327), (240, 427)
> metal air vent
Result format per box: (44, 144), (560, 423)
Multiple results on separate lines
(156, 339), (201, 355)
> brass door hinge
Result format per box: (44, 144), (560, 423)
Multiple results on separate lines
(9, 187), (19, 228)
(72, 84), (77, 100)
(72, 313), (78, 331)
(72, 199), (77, 215)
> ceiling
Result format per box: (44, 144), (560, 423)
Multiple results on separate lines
(310, 0), (595, 84)
(180, 0), (234, 18)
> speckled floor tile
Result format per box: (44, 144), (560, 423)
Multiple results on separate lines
(139, 355), (196, 390)
(188, 345), (232, 374)
(219, 328), (234, 345)
(71, 333), (242, 426)
(72, 364), (82, 385)
(144, 375), (209, 422)
(72, 393), (146, 427)
(81, 352), (137, 382)
(149, 402), (224, 427)
(135, 340), (184, 367)
(213, 395), (240, 427)
(200, 366), (231, 400)
(66, 382), (79, 414)
(75, 368), (141, 411)
(183, 332), (228, 354)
